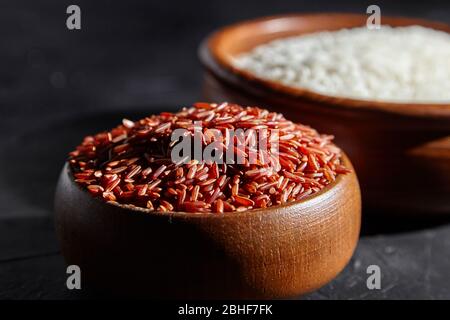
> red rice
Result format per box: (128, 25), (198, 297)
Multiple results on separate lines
(68, 102), (350, 213)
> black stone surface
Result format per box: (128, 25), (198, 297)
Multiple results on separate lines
(0, 0), (449, 300)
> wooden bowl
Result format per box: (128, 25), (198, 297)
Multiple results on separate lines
(199, 13), (450, 215)
(54, 154), (361, 299)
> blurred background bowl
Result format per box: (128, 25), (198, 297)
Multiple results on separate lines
(55, 153), (361, 299)
(199, 13), (450, 216)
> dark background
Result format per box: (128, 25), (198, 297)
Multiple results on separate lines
(0, 0), (449, 299)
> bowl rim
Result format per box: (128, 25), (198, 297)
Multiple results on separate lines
(199, 13), (450, 119)
(63, 152), (355, 220)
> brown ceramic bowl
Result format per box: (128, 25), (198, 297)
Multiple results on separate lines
(199, 13), (450, 215)
(54, 153), (360, 299)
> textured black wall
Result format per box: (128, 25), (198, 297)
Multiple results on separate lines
(1, 0), (449, 117)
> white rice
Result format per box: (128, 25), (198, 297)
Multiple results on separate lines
(233, 26), (450, 103)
